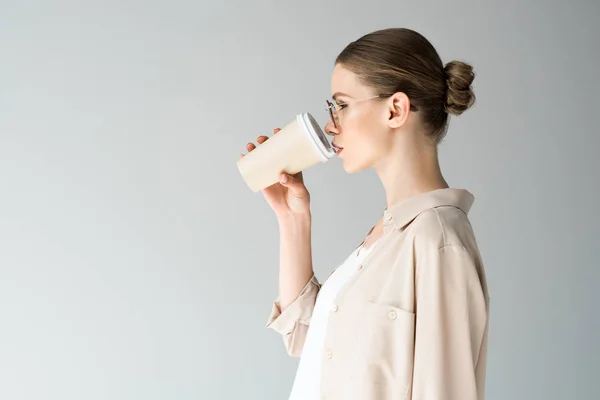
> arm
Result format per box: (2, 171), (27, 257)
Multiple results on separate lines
(266, 214), (319, 357)
(411, 245), (490, 400)
(278, 215), (315, 309)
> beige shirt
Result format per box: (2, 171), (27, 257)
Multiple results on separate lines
(266, 188), (490, 400)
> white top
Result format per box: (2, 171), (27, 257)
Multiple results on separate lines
(288, 241), (379, 400)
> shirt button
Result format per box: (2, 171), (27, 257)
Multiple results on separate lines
(331, 304), (338, 312)
(326, 351), (333, 359)
(388, 310), (397, 320)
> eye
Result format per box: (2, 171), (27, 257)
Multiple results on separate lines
(337, 103), (348, 111)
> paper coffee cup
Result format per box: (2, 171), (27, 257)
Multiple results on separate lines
(237, 112), (335, 192)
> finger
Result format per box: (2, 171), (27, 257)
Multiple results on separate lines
(291, 171), (304, 182)
(246, 142), (256, 152)
(279, 173), (307, 195)
(240, 153), (245, 159)
(256, 135), (268, 144)
(273, 128), (281, 134)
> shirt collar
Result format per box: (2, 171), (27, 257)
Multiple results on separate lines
(382, 188), (475, 234)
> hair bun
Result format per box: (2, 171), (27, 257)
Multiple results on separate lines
(444, 61), (476, 116)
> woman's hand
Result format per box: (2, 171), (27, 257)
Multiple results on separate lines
(241, 128), (311, 219)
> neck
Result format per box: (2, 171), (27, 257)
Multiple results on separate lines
(375, 134), (449, 209)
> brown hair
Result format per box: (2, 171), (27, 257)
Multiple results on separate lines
(335, 28), (476, 143)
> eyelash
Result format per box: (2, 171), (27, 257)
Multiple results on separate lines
(337, 103), (348, 110)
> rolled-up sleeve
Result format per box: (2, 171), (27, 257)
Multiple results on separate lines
(411, 245), (490, 400)
(266, 274), (321, 357)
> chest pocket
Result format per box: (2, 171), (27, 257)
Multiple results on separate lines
(354, 301), (415, 399)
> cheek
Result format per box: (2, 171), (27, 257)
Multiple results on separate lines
(340, 108), (388, 167)
(349, 117), (386, 153)
(357, 107), (387, 139)
(342, 132), (381, 173)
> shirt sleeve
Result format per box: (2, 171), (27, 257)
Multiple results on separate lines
(411, 245), (490, 400)
(266, 274), (321, 357)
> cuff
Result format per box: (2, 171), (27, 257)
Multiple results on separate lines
(265, 274), (320, 335)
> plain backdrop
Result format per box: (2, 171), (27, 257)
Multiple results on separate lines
(1, 0), (598, 399)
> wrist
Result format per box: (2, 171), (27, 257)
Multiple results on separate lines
(277, 211), (312, 227)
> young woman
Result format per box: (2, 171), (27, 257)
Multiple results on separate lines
(241, 28), (490, 400)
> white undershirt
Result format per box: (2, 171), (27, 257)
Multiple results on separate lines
(288, 241), (378, 400)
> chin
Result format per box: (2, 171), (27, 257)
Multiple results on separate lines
(341, 157), (371, 174)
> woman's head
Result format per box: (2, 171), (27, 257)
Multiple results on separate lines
(326, 28), (476, 174)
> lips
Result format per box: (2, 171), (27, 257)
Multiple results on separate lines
(332, 142), (343, 155)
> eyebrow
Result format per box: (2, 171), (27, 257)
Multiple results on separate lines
(332, 92), (352, 101)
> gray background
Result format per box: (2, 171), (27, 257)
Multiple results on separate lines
(1, 0), (598, 399)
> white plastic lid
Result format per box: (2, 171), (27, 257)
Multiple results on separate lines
(297, 112), (335, 162)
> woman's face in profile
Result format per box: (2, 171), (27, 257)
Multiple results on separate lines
(327, 64), (395, 174)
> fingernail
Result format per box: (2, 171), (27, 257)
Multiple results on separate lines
(280, 174), (288, 183)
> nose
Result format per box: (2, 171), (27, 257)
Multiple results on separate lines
(324, 120), (339, 136)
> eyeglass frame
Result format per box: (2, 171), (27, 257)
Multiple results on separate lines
(325, 94), (419, 129)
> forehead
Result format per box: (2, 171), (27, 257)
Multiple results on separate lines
(330, 64), (372, 99)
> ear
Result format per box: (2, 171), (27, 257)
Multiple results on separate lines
(387, 92), (411, 129)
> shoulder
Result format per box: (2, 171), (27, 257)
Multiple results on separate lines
(403, 205), (476, 250)
(400, 206), (487, 295)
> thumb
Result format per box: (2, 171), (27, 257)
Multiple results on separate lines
(279, 173), (307, 193)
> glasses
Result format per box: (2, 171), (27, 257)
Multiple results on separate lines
(325, 94), (419, 129)
(325, 95), (382, 129)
